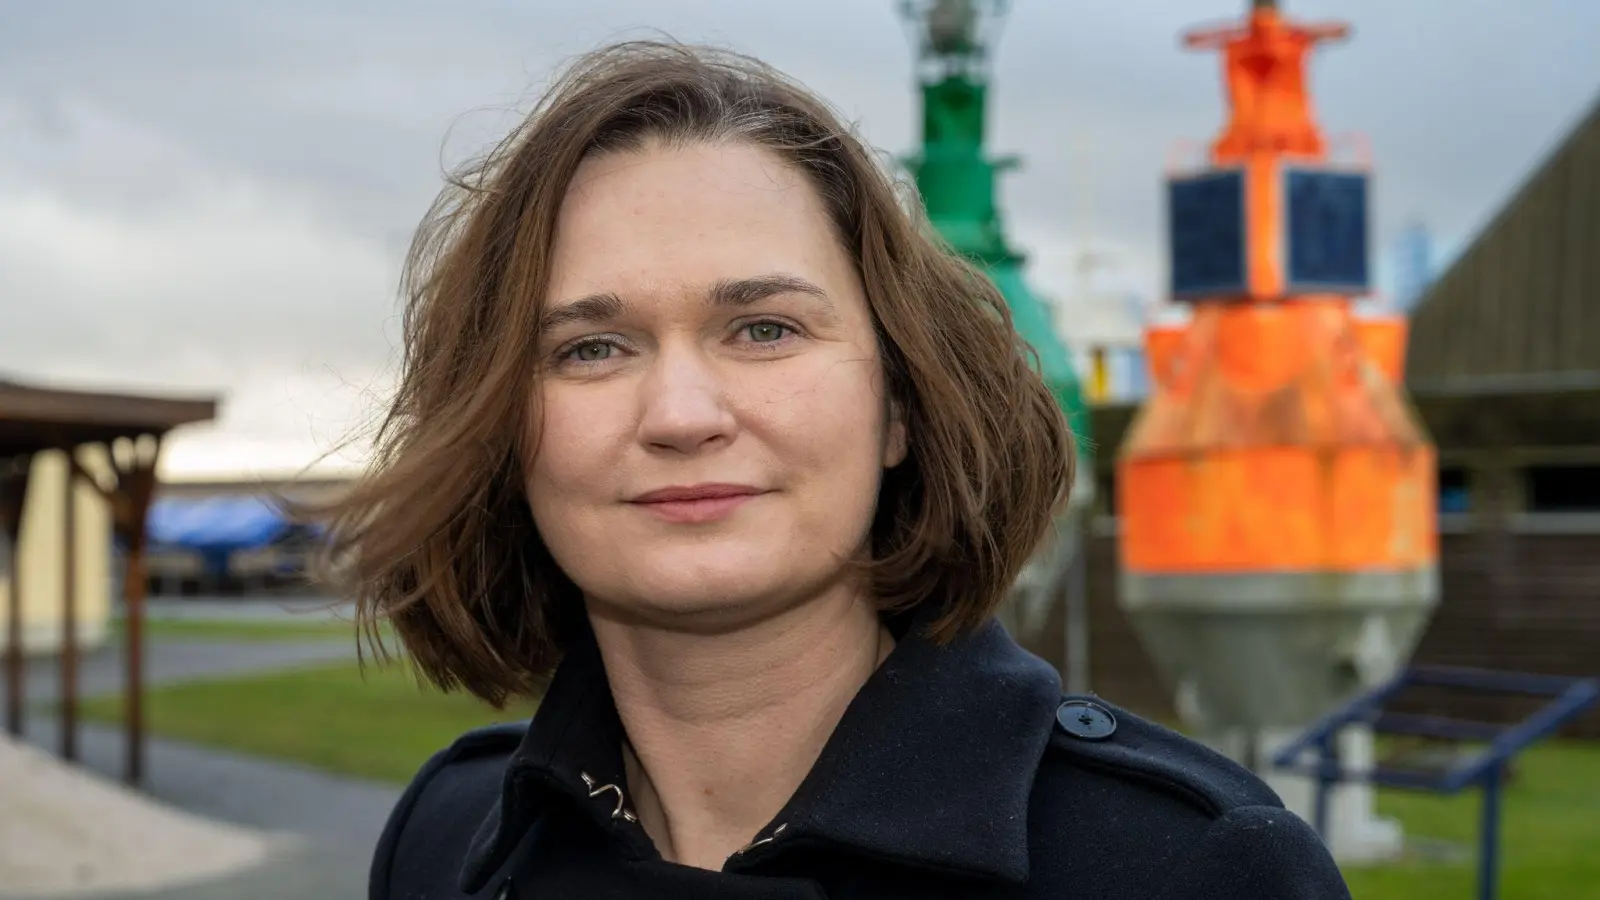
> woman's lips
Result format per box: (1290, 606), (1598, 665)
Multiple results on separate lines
(628, 484), (768, 524)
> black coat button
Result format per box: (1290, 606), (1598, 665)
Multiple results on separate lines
(1056, 700), (1117, 741)
(494, 878), (513, 899)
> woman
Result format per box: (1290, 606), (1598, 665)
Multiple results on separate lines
(333, 41), (1350, 900)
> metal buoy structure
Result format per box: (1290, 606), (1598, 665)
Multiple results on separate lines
(899, 0), (1094, 689)
(1117, 0), (1438, 860)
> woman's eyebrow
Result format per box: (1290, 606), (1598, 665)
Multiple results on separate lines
(709, 274), (834, 312)
(540, 274), (834, 332)
(539, 292), (625, 331)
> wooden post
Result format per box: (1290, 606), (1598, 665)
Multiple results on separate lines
(60, 450), (78, 761)
(124, 544), (146, 783)
(3, 541), (17, 738)
(2, 456), (30, 738)
(113, 438), (162, 786)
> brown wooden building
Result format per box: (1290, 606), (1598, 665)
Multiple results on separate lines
(1076, 95), (1600, 736)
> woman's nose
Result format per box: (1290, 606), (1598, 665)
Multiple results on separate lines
(635, 346), (738, 455)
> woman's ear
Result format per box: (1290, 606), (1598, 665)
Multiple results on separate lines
(882, 399), (908, 469)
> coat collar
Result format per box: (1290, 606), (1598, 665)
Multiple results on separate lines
(459, 610), (1063, 892)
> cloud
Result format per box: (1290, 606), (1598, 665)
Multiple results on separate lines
(0, 96), (398, 478)
(2, 0), (1596, 478)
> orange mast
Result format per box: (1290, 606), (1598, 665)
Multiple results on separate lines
(1189, 0), (1348, 162)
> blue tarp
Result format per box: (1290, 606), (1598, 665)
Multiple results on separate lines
(146, 496), (294, 553)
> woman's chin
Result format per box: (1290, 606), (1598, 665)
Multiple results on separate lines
(587, 568), (815, 632)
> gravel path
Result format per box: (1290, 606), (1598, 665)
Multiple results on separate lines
(23, 638), (359, 704)
(143, 596), (352, 622)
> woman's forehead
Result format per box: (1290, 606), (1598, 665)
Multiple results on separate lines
(561, 146), (822, 238)
(546, 143), (854, 306)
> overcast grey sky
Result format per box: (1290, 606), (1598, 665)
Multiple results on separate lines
(2, 1), (1596, 477)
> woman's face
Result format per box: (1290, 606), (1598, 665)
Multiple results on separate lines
(525, 141), (907, 629)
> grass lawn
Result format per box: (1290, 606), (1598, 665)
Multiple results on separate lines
(1340, 740), (1600, 900)
(78, 659), (534, 785)
(82, 660), (1600, 900)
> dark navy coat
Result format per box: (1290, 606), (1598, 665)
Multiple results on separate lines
(370, 613), (1351, 899)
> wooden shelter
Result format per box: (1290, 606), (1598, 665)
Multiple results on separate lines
(1, 378), (216, 782)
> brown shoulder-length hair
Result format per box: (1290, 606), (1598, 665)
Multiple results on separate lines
(317, 40), (1074, 707)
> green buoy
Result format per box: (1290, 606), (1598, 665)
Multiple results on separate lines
(898, 0), (1092, 459)
(899, 0), (1095, 693)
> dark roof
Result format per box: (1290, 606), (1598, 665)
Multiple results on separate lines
(1406, 95), (1600, 389)
(0, 378), (218, 456)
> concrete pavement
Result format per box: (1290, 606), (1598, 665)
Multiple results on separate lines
(15, 718), (400, 900)
(11, 598), (401, 899)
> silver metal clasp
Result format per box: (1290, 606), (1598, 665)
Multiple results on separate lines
(729, 822), (788, 859)
(580, 772), (639, 823)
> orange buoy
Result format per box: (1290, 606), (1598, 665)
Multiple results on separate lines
(1115, 0), (1438, 861)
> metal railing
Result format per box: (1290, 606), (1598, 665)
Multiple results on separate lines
(1272, 666), (1600, 900)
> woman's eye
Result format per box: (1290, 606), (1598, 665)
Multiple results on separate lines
(567, 340), (614, 362)
(743, 322), (790, 343)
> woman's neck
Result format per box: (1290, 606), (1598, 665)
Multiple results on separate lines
(588, 585), (892, 870)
